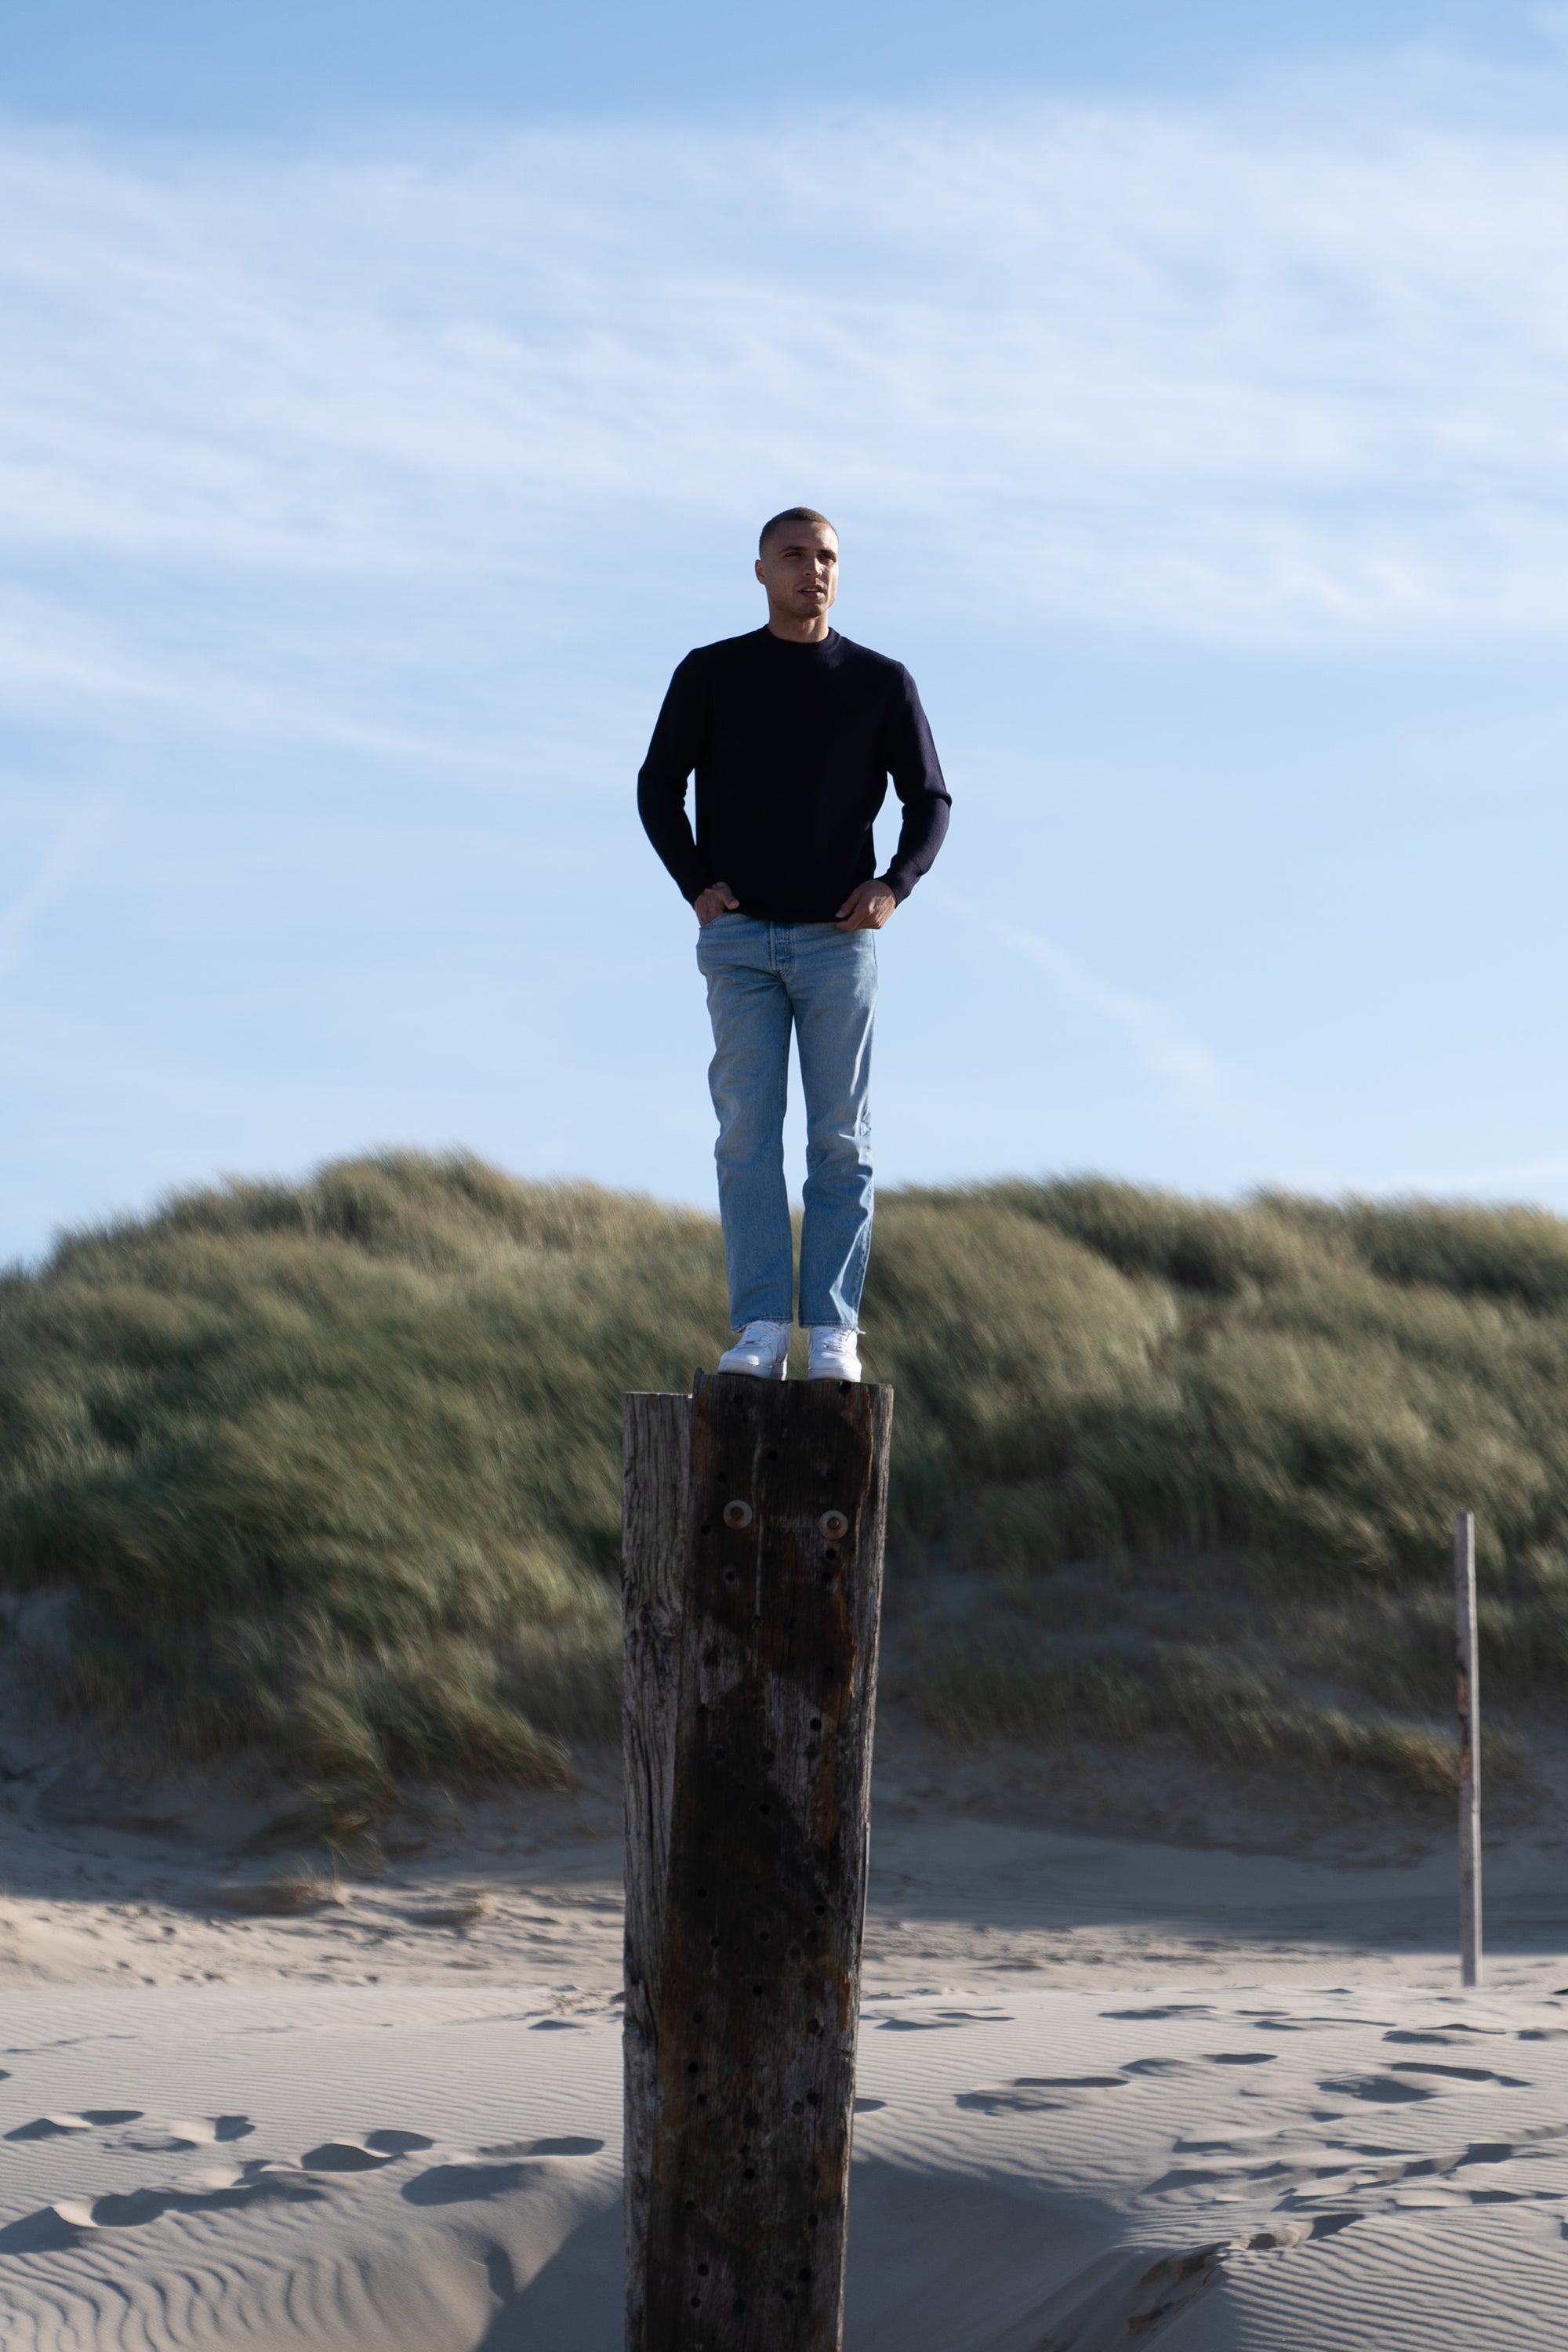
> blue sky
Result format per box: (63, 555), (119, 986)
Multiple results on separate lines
(7, 3), (1568, 1259)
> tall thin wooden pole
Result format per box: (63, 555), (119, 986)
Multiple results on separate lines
(622, 1374), (891, 2352)
(1454, 1508), (1482, 1990)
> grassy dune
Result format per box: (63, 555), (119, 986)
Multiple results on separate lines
(4, 1151), (1567, 1830)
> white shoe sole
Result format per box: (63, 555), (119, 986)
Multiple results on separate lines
(717, 1356), (789, 1379)
(807, 1364), (862, 1381)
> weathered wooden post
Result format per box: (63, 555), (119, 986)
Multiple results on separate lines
(623, 1387), (691, 2346)
(1454, 1508), (1482, 1989)
(622, 1372), (892, 2352)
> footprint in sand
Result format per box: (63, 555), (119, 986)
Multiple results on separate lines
(300, 2140), (400, 2172)
(956, 2075), (1130, 2113)
(5, 2110), (142, 2140)
(877, 2011), (1011, 2032)
(1387, 2062), (1531, 2089)
(404, 2139), (606, 2206)
(1246, 2015), (1387, 2034)
(1102, 2005), (1215, 2021)
(1384, 2027), (1508, 2045)
(60, 2190), (193, 2229)
(298, 2129), (437, 2170)
(1018, 2074), (1129, 2090)
(1318, 2074), (1435, 2103)
(1319, 2062), (1530, 2105)
(1172, 2132), (1281, 2153)
(1118, 2055), (1279, 2078)
(129, 2114), (253, 2150)
(0, 2167), (323, 2252)
(474, 2136), (606, 2158)
(404, 2163), (533, 2205)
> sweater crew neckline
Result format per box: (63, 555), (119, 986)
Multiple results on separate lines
(760, 626), (840, 652)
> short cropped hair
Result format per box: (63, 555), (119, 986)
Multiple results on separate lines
(758, 506), (837, 554)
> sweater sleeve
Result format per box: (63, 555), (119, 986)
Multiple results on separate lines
(637, 655), (713, 902)
(878, 666), (952, 902)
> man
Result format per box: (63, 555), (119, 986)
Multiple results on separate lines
(637, 507), (950, 1381)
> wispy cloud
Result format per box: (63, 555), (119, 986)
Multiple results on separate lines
(939, 894), (1234, 1115)
(3, 71), (1568, 756)
(0, 794), (118, 978)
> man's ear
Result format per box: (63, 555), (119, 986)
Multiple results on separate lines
(754, 557), (766, 583)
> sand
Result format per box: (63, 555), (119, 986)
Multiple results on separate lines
(6, 1978), (1568, 2349)
(6, 1669), (1568, 2345)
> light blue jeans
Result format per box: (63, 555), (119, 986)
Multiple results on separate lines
(695, 916), (877, 1329)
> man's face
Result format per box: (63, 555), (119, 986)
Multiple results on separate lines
(755, 523), (839, 626)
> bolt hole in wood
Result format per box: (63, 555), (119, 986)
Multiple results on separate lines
(724, 1499), (753, 1528)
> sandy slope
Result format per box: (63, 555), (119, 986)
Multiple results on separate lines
(6, 1688), (1568, 1998)
(5, 1977), (1568, 2350)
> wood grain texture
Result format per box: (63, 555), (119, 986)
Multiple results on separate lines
(1454, 1508), (1483, 1989)
(641, 1373), (892, 2352)
(622, 1389), (692, 2350)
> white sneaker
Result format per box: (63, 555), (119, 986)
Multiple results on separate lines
(717, 1319), (791, 1379)
(806, 1325), (862, 1381)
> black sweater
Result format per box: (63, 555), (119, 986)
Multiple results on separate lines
(637, 627), (951, 924)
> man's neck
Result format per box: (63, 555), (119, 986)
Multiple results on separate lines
(765, 615), (833, 644)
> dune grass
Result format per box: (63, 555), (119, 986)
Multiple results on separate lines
(3, 1152), (1566, 1826)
